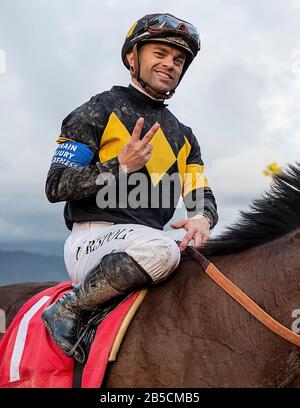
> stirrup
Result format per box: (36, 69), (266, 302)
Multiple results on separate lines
(65, 311), (103, 364)
(65, 341), (86, 364)
(67, 304), (117, 364)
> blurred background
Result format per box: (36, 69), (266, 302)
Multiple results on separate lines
(0, 0), (299, 284)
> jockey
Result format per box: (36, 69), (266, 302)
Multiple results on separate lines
(42, 13), (218, 362)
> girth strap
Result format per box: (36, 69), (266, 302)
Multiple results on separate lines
(186, 247), (300, 347)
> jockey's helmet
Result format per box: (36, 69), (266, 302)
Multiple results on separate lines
(121, 13), (201, 98)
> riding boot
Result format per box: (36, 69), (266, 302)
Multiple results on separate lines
(41, 252), (152, 362)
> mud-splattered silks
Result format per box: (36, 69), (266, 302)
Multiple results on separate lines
(46, 85), (218, 231)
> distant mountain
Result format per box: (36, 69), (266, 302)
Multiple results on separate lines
(0, 250), (69, 286)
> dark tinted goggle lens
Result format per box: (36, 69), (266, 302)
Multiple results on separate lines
(148, 15), (199, 39)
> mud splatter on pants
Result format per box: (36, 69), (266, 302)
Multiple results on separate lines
(64, 222), (181, 284)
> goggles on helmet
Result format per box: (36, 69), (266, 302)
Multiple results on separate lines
(144, 14), (200, 50)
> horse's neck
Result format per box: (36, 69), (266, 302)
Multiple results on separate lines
(210, 228), (300, 326)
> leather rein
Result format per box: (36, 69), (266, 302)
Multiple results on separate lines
(186, 246), (300, 347)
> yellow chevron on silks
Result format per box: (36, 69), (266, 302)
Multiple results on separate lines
(183, 163), (209, 197)
(56, 137), (73, 144)
(99, 112), (177, 186)
(146, 127), (176, 186)
(99, 112), (131, 163)
(177, 136), (192, 189)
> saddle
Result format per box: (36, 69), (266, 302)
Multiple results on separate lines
(0, 283), (147, 388)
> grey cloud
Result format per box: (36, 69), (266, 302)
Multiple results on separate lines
(0, 0), (299, 250)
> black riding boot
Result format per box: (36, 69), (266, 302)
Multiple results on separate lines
(41, 252), (152, 362)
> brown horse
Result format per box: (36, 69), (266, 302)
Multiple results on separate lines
(1, 164), (300, 387)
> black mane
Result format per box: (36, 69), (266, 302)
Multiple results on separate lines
(202, 163), (300, 256)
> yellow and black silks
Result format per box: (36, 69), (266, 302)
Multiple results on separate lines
(46, 85), (218, 230)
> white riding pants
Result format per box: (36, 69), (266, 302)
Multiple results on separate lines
(64, 222), (181, 284)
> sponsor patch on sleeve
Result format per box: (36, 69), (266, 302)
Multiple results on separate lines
(51, 141), (94, 167)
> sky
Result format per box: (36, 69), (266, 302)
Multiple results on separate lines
(0, 0), (299, 255)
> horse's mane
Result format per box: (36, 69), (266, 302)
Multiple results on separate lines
(202, 163), (300, 256)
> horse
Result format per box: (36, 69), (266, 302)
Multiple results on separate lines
(1, 163), (299, 388)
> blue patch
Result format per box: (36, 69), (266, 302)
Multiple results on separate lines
(51, 141), (94, 168)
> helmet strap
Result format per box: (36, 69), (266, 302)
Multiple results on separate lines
(131, 44), (176, 100)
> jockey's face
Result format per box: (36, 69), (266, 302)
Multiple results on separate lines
(127, 42), (186, 95)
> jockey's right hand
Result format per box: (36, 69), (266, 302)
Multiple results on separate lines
(118, 118), (160, 173)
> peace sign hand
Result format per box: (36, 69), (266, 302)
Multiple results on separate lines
(118, 118), (160, 174)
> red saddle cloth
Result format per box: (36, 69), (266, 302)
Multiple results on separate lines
(0, 282), (141, 388)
